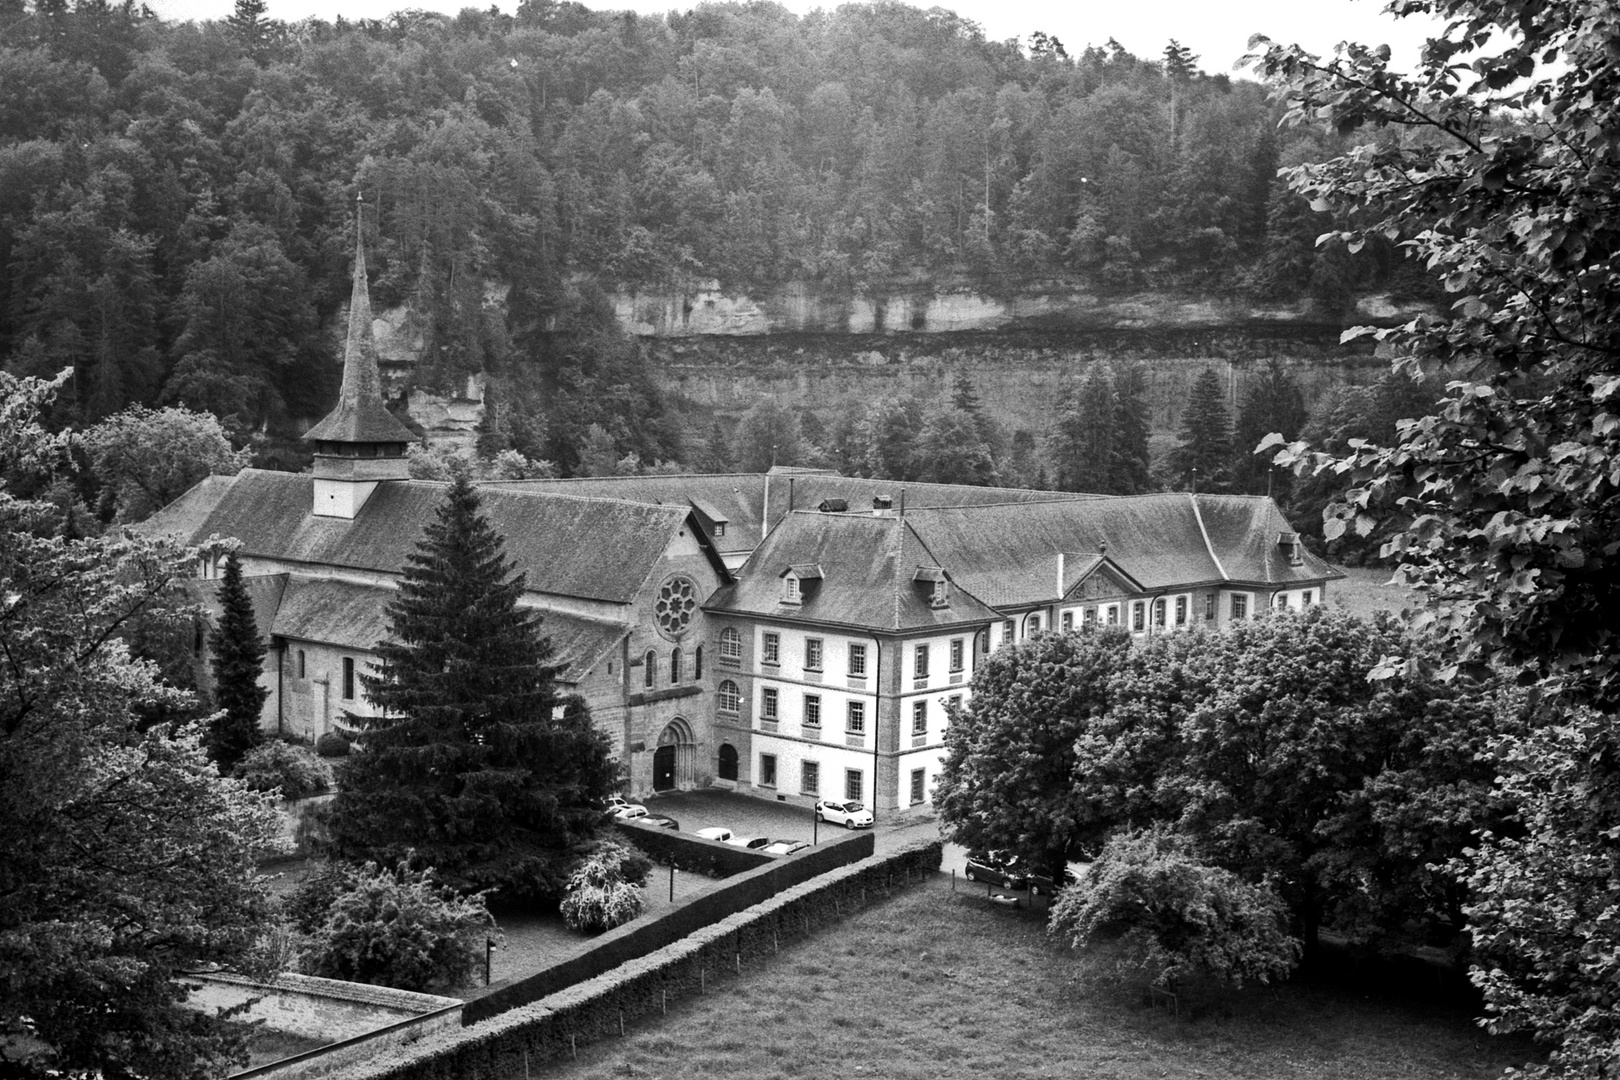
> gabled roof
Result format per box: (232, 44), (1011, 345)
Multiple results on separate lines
(704, 511), (1002, 632)
(1061, 554), (1145, 598)
(142, 470), (722, 606)
(269, 576), (626, 680)
(902, 493), (1340, 608)
(179, 573), (289, 639)
(494, 473), (1098, 556)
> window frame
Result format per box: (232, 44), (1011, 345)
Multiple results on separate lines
(803, 693), (822, 728)
(670, 647), (682, 684)
(910, 768), (926, 805)
(1231, 593), (1248, 620)
(846, 700), (866, 735)
(949, 637), (964, 672)
(761, 631), (780, 666)
(1132, 601), (1145, 631)
(719, 628), (742, 661)
(760, 753), (777, 788)
(805, 637), (823, 671)
(912, 699), (927, 736)
(644, 649), (656, 688)
(1175, 596), (1187, 626)
(914, 644), (929, 680)
(801, 760), (820, 796)
(844, 768), (863, 803)
(716, 679), (740, 713)
(760, 686), (779, 720)
(341, 656), (355, 701)
(848, 643), (867, 677)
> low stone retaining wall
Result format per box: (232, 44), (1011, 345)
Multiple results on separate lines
(185, 972), (460, 1045)
(327, 841), (943, 1080)
(465, 828), (872, 1023)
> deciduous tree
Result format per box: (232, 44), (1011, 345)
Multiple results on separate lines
(83, 404), (248, 524)
(0, 371), (281, 1080)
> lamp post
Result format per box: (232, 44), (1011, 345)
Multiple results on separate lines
(485, 936), (496, 986)
(812, 804), (819, 846)
(669, 860), (677, 902)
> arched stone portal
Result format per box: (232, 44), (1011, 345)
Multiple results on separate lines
(653, 717), (696, 792)
(717, 743), (738, 781)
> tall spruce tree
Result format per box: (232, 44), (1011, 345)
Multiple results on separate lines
(1170, 367), (1233, 492)
(329, 474), (618, 902)
(1231, 359), (1307, 495)
(1112, 361), (1154, 494)
(207, 550), (267, 770)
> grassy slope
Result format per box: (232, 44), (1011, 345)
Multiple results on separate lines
(1330, 564), (1418, 622)
(543, 876), (1535, 1080)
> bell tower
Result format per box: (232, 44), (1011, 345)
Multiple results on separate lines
(302, 195), (416, 519)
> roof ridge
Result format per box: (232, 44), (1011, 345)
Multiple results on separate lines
(1190, 493), (1229, 581)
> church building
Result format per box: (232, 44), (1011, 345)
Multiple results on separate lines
(146, 219), (1341, 810)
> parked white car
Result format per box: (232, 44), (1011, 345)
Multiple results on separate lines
(814, 800), (873, 829)
(763, 840), (810, 856)
(695, 826), (733, 842)
(725, 835), (772, 850)
(613, 804), (649, 820)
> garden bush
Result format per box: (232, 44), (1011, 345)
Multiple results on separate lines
(235, 740), (331, 799)
(299, 859), (497, 993)
(314, 731), (351, 757)
(1048, 826), (1299, 990)
(560, 841), (651, 933)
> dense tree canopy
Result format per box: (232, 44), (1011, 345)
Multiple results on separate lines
(939, 609), (1513, 954)
(0, 0), (1404, 473)
(0, 371), (281, 1079)
(329, 473), (619, 902)
(1248, 1), (1620, 1071)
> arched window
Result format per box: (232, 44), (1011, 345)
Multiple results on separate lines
(694, 645), (704, 681)
(717, 679), (740, 713)
(644, 650), (656, 688)
(717, 743), (739, 781)
(1152, 598), (1166, 626)
(670, 648), (682, 684)
(297, 649), (306, 679)
(719, 627), (742, 661)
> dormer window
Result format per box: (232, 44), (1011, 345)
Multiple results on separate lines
(780, 564), (822, 606)
(913, 566), (949, 608)
(1278, 531), (1305, 567)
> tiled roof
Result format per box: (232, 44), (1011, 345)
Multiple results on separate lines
(179, 573), (289, 639)
(1193, 494), (1343, 586)
(143, 470), (702, 605)
(269, 576), (626, 679)
(704, 511), (1002, 632)
(494, 473), (1098, 556)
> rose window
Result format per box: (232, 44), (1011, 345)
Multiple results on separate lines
(654, 575), (699, 638)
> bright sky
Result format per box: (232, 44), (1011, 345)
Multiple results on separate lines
(145, 0), (1444, 73)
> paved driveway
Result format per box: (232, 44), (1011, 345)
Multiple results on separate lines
(639, 788), (946, 858)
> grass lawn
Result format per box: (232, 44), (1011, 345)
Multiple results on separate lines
(543, 874), (1537, 1080)
(1330, 564), (1417, 622)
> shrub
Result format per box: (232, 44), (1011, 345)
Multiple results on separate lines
(1048, 826), (1299, 990)
(234, 740), (331, 799)
(314, 731), (350, 757)
(560, 841), (649, 933)
(282, 860), (355, 935)
(299, 859), (497, 993)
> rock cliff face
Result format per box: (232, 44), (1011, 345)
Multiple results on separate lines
(613, 279), (1385, 337)
(354, 283), (1418, 451)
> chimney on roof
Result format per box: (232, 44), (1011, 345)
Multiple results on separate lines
(899, 489), (906, 517)
(1099, 541), (1108, 556)
(1056, 552), (1065, 600)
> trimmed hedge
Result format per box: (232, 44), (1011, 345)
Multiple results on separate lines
(332, 841), (942, 1080)
(610, 819), (776, 878)
(464, 829), (873, 1024)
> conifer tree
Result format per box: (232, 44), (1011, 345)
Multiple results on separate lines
(1170, 367), (1233, 492)
(1231, 359), (1307, 495)
(207, 550), (267, 770)
(329, 474), (618, 901)
(1112, 361), (1154, 494)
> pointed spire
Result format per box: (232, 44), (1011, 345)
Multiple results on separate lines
(304, 193), (417, 446)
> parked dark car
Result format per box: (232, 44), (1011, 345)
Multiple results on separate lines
(964, 850), (1027, 890)
(1029, 866), (1077, 897)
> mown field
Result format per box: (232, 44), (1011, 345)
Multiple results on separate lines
(534, 875), (1536, 1080)
(1330, 564), (1417, 622)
